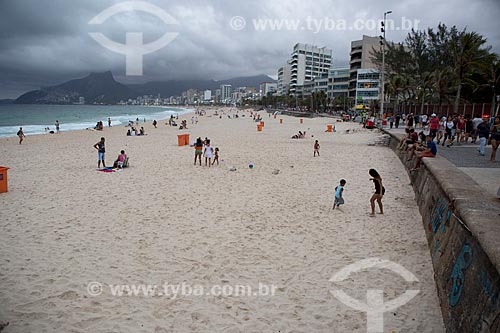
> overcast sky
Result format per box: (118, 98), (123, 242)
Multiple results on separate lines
(1, 0), (499, 98)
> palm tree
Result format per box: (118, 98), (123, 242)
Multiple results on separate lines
(473, 54), (500, 117)
(386, 75), (404, 114)
(450, 30), (491, 114)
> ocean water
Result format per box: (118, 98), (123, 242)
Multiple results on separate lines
(0, 104), (192, 138)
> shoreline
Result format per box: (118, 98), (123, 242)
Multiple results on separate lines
(0, 105), (195, 139)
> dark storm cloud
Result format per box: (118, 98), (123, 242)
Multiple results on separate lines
(0, 0), (499, 98)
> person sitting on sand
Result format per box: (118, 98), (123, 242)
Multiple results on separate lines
(113, 150), (127, 168)
(126, 129), (131, 136)
(369, 169), (385, 216)
(410, 135), (437, 171)
(332, 179), (346, 210)
(194, 137), (203, 166)
(139, 127), (145, 136)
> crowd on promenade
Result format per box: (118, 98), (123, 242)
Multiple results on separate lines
(389, 112), (500, 165)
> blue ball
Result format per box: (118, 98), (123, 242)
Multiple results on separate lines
(249, 164), (254, 169)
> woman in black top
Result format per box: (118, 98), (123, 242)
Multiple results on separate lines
(369, 169), (385, 216)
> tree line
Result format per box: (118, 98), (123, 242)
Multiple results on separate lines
(372, 23), (499, 116)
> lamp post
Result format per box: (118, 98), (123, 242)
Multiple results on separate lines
(380, 10), (392, 121)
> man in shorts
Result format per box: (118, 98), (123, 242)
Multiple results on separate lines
(93, 137), (106, 168)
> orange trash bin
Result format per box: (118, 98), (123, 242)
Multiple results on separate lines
(300, 118), (303, 124)
(183, 134), (190, 145)
(257, 124), (262, 132)
(327, 125), (333, 132)
(177, 134), (185, 146)
(280, 119), (283, 124)
(0, 166), (9, 193)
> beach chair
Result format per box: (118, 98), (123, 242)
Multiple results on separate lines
(121, 157), (129, 168)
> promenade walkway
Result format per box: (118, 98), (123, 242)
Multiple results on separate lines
(384, 127), (500, 199)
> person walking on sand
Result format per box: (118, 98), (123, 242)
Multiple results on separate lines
(332, 179), (346, 210)
(204, 139), (214, 167)
(194, 137), (203, 166)
(369, 169), (385, 216)
(108, 118), (112, 127)
(17, 127), (25, 144)
(55, 120), (60, 134)
(314, 140), (320, 157)
(93, 137), (106, 168)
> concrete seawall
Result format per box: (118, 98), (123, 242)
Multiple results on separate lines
(383, 129), (500, 332)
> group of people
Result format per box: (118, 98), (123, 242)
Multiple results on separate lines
(291, 131), (307, 139)
(126, 126), (145, 136)
(193, 137), (219, 167)
(332, 168), (385, 217)
(93, 137), (128, 169)
(393, 112), (500, 162)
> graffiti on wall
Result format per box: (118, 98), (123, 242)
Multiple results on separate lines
(429, 197), (451, 256)
(481, 271), (500, 309)
(450, 244), (473, 307)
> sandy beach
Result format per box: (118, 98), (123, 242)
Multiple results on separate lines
(0, 108), (444, 332)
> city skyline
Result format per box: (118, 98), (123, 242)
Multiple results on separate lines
(1, 0), (499, 99)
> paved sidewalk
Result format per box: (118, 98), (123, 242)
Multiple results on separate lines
(385, 127), (500, 198)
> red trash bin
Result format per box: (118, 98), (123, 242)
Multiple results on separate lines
(0, 166), (9, 193)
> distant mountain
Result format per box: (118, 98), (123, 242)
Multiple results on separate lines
(14, 72), (275, 104)
(15, 71), (135, 105)
(0, 99), (14, 105)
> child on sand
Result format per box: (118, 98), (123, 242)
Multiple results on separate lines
(333, 179), (346, 209)
(204, 139), (214, 167)
(212, 147), (220, 165)
(314, 140), (320, 157)
(369, 169), (385, 216)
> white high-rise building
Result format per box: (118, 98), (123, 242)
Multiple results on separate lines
(220, 84), (232, 103)
(289, 43), (333, 96)
(277, 61), (292, 96)
(204, 90), (212, 101)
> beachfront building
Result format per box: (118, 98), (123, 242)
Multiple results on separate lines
(289, 43), (333, 97)
(349, 35), (382, 99)
(277, 61), (292, 96)
(260, 82), (277, 97)
(313, 74), (329, 95)
(355, 68), (380, 105)
(204, 90), (212, 101)
(327, 67), (350, 101)
(220, 84), (232, 104)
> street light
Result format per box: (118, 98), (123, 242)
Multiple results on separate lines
(380, 10), (392, 121)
